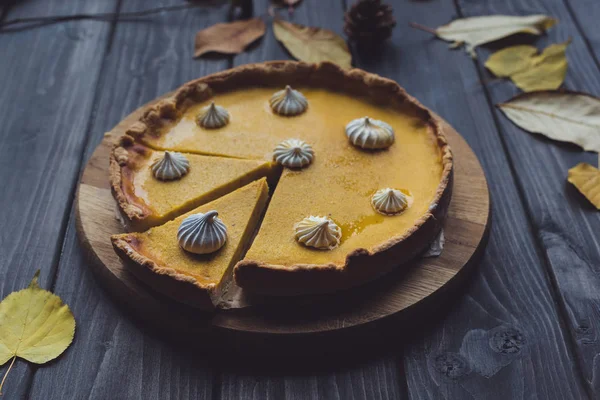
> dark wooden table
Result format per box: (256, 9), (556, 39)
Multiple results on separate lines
(1, 0), (599, 398)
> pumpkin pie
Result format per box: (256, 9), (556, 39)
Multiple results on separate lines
(110, 135), (277, 231)
(113, 61), (453, 302)
(111, 179), (269, 309)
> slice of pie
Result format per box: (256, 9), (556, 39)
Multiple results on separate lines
(111, 178), (269, 309)
(110, 135), (277, 231)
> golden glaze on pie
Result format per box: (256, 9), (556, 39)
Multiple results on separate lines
(112, 61), (453, 301)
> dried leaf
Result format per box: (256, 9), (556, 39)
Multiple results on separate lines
(194, 18), (265, 58)
(272, 0), (302, 6)
(485, 41), (569, 92)
(0, 271), (76, 395)
(434, 15), (557, 56)
(498, 91), (600, 152)
(568, 163), (600, 209)
(273, 18), (352, 69)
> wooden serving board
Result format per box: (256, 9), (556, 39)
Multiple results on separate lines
(76, 100), (490, 355)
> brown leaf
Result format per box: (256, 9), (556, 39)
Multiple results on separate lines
(194, 18), (265, 58)
(272, 0), (302, 6)
(273, 19), (352, 68)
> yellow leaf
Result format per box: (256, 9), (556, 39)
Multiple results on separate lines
(273, 18), (352, 69)
(0, 271), (76, 395)
(485, 40), (570, 92)
(568, 163), (600, 209)
(433, 14), (556, 56)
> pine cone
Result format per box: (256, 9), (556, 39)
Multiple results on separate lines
(344, 0), (396, 47)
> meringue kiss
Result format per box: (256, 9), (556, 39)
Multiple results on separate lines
(345, 117), (395, 150)
(294, 216), (341, 250)
(197, 102), (230, 129)
(177, 210), (228, 254)
(371, 188), (412, 215)
(273, 138), (314, 168)
(270, 86), (308, 116)
(151, 152), (190, 181)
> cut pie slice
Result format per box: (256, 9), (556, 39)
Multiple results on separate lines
(111, 178), (269, 309)
(110, 135), (277, 231)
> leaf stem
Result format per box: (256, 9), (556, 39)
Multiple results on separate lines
(0, 356), (16, 396)
(409, 22), (437, 35)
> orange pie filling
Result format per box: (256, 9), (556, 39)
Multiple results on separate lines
(145, 88), (444, 264)
(111, 179), (269, 308)
(112, 138), (277, 231)
(112, 78), (449, 305)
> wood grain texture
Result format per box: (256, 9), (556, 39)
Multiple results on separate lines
(73, 3), (484, 399)
(31, 209), (215, 399)
(218, 356), (405, 400)
(359, 0), (589, 398)
(565, 0), (600, 71)
(0, 0), (118, 398)
(457, 0), (600, 397)
(224, 0), (406, 397)
(225, 0), (411, 398)
(26, 0), (231, 398)
(1, 0), (596, 398)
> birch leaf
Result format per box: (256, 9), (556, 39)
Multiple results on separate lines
(194, 18), (265, 58)
(435, 15), (557, 56)
(0, 271), (76, 396)
(485, 41), (569, 92)
(273, 18), (352, 68)
(568, 163), (600, 209)
(498, 91), (600, 152)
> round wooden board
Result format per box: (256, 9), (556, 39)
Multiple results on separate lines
(76, 98), (490, 354)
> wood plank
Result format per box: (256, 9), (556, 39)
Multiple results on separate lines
(0, 0), (118, 398)
(31, 208), (215, 399)
(26, 0), (230, 398)
(456, 0), (600, 396)
(221, 0), (408, 399)
(565, 0), (600, 69)
(219, 357), (404, 400)
(353, 0), (589, 398)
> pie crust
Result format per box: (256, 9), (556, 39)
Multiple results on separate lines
(111, 179), (269, 309)
(110, 61), (453, 299)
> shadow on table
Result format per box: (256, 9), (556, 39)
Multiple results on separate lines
(114, 255), (483, 374)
